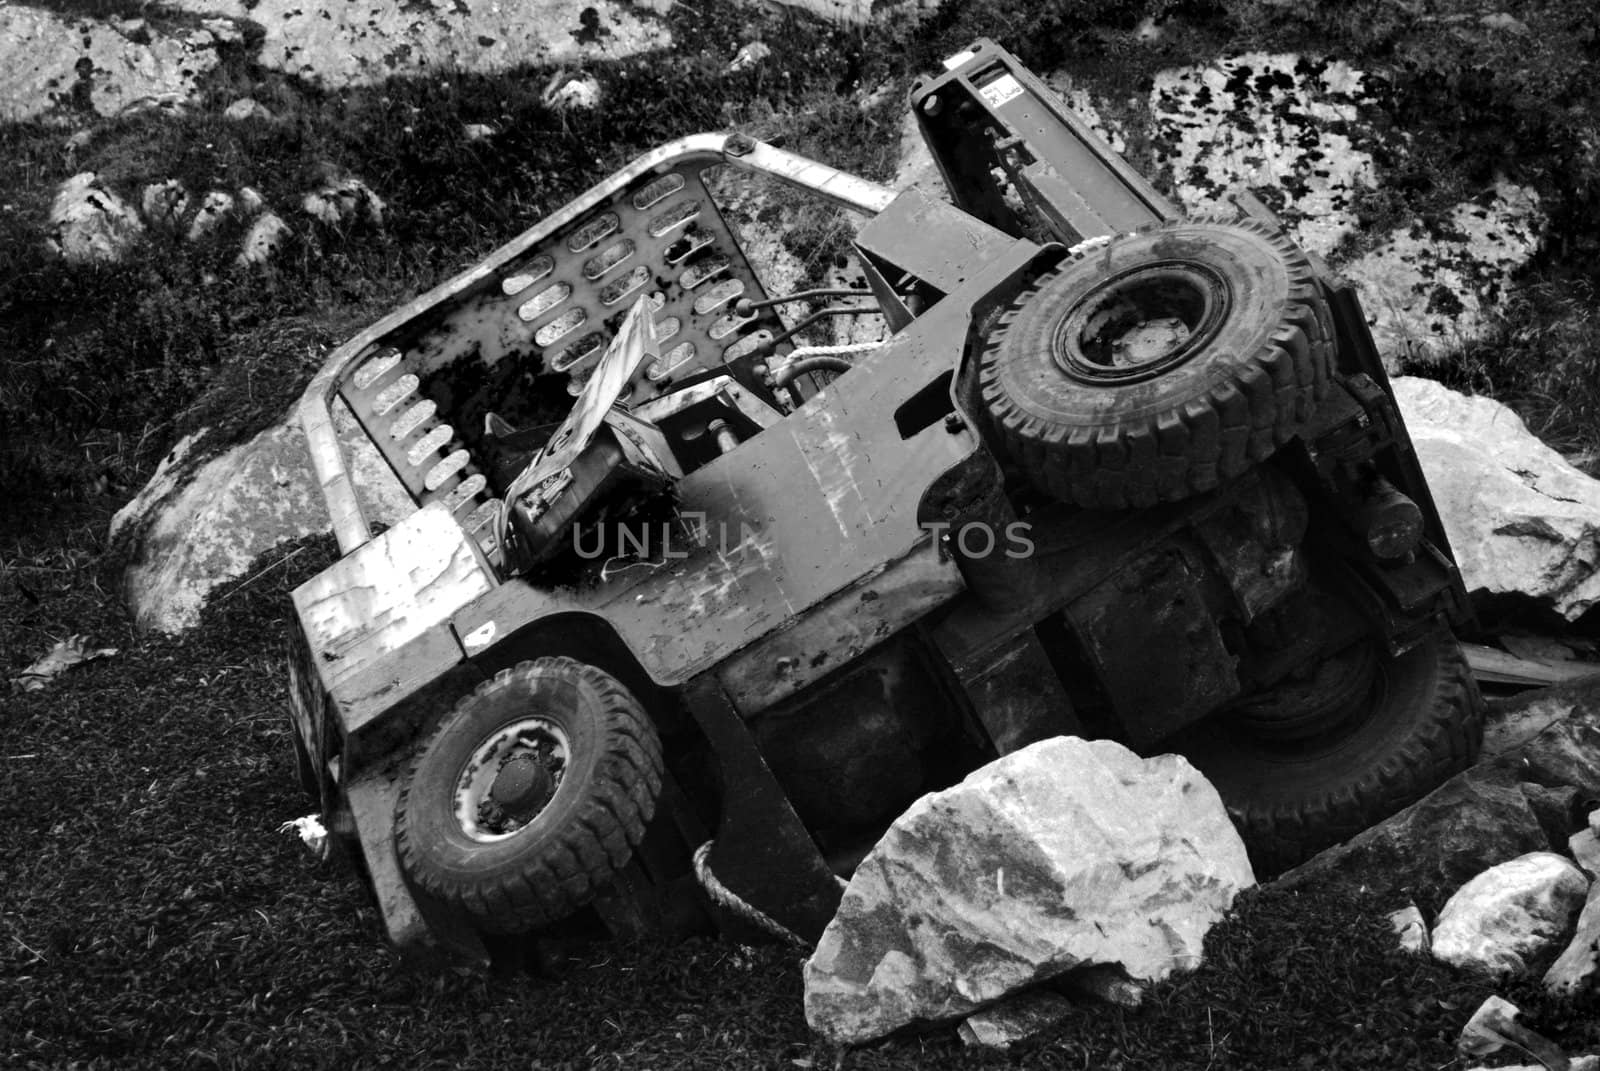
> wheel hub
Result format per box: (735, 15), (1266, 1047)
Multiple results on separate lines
(454, 717), (569, 842)
(1230, 641), (1381, 743)
(490, 754), (557, 820)
(1053, 262), (1228, 384)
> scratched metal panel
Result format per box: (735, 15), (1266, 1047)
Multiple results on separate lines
(449, 311), (989, 684)
(291, 503), (493, 693)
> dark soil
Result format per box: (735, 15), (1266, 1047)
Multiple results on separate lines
(3, 502), (1598, 1070)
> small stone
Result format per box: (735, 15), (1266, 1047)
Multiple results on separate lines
(64, 130), (95, 155)
(1134, 16), (1164, 44)
(302, 177), (384, 228)
(47, 172), (144, 264)
(1057, 963), (1143, 1007)
(1480, 12), (1530, 34)
(1572, 829), (1600, 878)
(544, 73), (600, 110)
(141, 179), (190, 232)
(202, 17), (244, 44)
(187, 191), (234, 241)
(237, 186), (265, 215)
(238, 213), (290, 266)
(224, 98), (275, 122)
(462, 122), (497, 141)
(1459, 995), (1574, 1068)
(1389, 903), (1431, 955)
(112, 17), (149, 43)
(729, 41), (771, 73)
(1544, 881), (1600, 995)
(958, 990), (1073, 1049)
(1432, 852), (1589, 975)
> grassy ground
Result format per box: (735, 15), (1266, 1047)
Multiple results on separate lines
(7, 0), (1600, 1067)
(5, 507), (1599, 1069)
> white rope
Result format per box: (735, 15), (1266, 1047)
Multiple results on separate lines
(780, 338), (887, 360)
(692, 841), (811, 948)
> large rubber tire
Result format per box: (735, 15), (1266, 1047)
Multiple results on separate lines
(395, 657), (663, 934)
(978, 218), (1333, 510)
(1172, 632), (1484, 878)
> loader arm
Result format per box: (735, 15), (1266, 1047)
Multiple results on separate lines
(910, 38), (1177, 244)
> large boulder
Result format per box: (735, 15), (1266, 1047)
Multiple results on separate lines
(802, 737), (1254, 1045)
(114, 405), (410, 633)
(1430, 852), (1589, 975)
(1393, 376), (1600, 621)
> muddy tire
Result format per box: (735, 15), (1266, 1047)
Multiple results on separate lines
(1173, 632), (1483, 878)
(978, 218), (1333, 510)
(395, 657), (663, 934)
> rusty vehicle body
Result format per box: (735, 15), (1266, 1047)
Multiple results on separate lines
(285, 40), (1482, 967)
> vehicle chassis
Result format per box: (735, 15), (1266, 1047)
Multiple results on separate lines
(286, 40), (1474, 967)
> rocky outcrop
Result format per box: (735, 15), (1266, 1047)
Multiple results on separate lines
(1147, 52), (1542, 365)
(1393, 376), (1600, 621)
(115, 407), (411, 634)
(803, 737), (1253, 1044)
(0, 7), (235, 121)
(1150, 53), (1377, 257)
(1343, 181), (1542, 367)
(1430, 852), (1589, 974)
(47, 173), (144, 264)
(165, 0), (668, 89)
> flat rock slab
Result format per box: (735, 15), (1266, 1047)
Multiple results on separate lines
(165, 0), (668, 88)
(0, 6), (227, 120)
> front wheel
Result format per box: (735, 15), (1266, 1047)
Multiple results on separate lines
(1171, 631), (1483, 878)
(395, 657), (663, 934)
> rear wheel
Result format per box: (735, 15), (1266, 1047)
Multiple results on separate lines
(1172, 631), (1483, 877)
(395, 657), (663, 933)
(978, 218), (1332, 510)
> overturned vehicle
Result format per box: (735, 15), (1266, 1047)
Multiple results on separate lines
(286, 40), (1484, 966)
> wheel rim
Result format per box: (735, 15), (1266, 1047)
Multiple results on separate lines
(1051, 262), (1230, 384)
(1228, 640), (1382, 746)
(453, 717), (570, 842)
